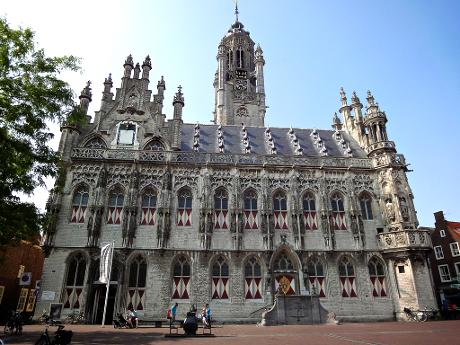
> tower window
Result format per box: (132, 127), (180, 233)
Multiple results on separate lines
(117, 122), (136, 145)
(236, 48), (244, 68)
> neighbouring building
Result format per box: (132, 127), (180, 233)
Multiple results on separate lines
(35, 11), (436, 324)
(0, 240), (44, 323)
(428, 211), (460, 309)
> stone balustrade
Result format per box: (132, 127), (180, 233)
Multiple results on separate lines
(377, 229), (432, 252)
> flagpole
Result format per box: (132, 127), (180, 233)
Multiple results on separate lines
(101, 240), (114, 327)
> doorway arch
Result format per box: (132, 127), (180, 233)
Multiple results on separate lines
(269, 246), (301, 295)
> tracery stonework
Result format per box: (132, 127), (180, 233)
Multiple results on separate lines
(37, 13), (435, 325)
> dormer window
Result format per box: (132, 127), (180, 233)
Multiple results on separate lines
(118, 123), (136, 145)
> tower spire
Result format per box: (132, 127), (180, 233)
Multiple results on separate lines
(234, 0), (239, 22)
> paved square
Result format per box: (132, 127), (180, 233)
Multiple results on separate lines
(2, 321), (459, 345)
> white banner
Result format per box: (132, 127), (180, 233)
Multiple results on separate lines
(99, 243), (112, 284)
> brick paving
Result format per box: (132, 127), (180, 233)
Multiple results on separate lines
(1, 320), (460, 345)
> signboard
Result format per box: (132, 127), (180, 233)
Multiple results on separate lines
(19, 272), (32, 286)
(41, 291), (56, 301)
(49, 303), (63, 320)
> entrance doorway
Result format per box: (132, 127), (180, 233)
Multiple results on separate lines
(272, 250), (299, 295)
(91, 284), (117, 325)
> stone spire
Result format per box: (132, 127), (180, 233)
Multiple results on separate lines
(79, 80), (92, 115)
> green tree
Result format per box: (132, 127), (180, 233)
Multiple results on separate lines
(0, 17), (82, 246)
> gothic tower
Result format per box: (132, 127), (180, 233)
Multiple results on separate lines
(214, 5), (266, 126)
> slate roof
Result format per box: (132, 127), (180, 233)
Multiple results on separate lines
(180, 124), (367, 158)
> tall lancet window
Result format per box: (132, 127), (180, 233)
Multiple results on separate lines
(302, 192), (317, 230)
(70, 186), (89, 223)
(63, 253), (86, 309)
(107, 188), (124, 224)
(368, 258), (387, 297)
(127, 256), (147, 311)
(339, 257), (357, 298)
(177, 188), (192, 227)
(212, 256), (229, 299)
(236, 48), (244, 68)
(214, 188), (229, 229)
(140, 189), (157, 225)
(330, 192), (347, 230)
(273, 191), (288, 230)
(244, 189), (258, 229)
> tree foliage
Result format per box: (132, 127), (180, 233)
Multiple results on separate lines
(0, 17), (82, 245)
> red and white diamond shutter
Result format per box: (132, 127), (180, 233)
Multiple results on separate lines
(172, 256), (190, 299)
(273, 191), (288, 230)
(177, 188), (192, 227)
(304, 257), (326, 297)
(302, 193), (318, 230)
(140, 190), (156, 225)
(214, 188), (228, 229)
(331, 193), (347, 230)
(275, 275), (296, 295)
(70, 186), (89, 223)
(244, 190), (258, 229)
(127, 256), (147, 310)
(64, 254), (86, 309)
(339, 257), (357, 297)
(212, 257), (229, 299)
(368, 258), (387, 297)
(107, 189), (124, 224)
(244, 257), (262, 299)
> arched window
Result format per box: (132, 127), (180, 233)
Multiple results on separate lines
(302, 192), (317, 230)
(70, 186), (89, 223)
(212, 256), (229, 299)
(244, 189), (258, 229)
(172, 256), (191, 299)
(274, 253), (294, 271)
(177, 188), (192, 226)
(304, 257), (326, 297)
(140, 189), (157, 225)
(368, 258), (387, 297)
(107, 188), (124, 224)
(360, 193), (373, 220)
(214, 188), (229, 229)
(330, 192), (347, 230)
(63, 253), (86, 309)
(273, 191), (288, 229)
(338, 257), (357, 297)
(227, 50), (232, 70)
(84, 137), (107, 149)
(127, 256), (147, 310)
(144, 139), (164, 151)
(244, 257), (262, 299)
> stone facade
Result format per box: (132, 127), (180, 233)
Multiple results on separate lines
(36, 16), (436, 323)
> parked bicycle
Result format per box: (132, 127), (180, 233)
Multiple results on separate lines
(34, 315), (72, 345)
(3, 311), (22, 335)
(404, 307), (428, 322)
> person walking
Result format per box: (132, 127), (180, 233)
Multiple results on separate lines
(171, 302), (178, 322)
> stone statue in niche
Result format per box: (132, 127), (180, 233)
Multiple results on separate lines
(199, 210), (206, 233)
(320, 212), (329, 235)
(162, 169), (172, 191)
(238, 211), (244, 233)
(260, 213), (267, 234)
(230, 211), (237, 233)
(291, 214), (299, 234)
(206, 211), (213, 234)
(399, 197), (409, 221)
(299, 212), (306, 233)
(350, 213), (359, 235)
(163, 211), (171, 245)
(157, 209), (164, 247)
(385, 199), (396, 223)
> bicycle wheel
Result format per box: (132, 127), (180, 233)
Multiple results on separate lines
(4, 324), (13, 336)
(416, 312), (427, 322)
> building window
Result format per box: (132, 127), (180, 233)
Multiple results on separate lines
(434, 246), (444, 260)
(127, 256), (147, 310)
(438, 265), (451, 282)
(70, 186), (89, 223)
(273, 191), (288, 230)
(454, 262), (460, 281)
(84, 137), (107, 149)
(212, 257), (229, 299)
(398, 265), (405, 273)
(359, 193), (373, 220)
(368, 258), (387, 297)
(302, 192), (318, 230)
(144, 139), (164, 151)
(117, 122), (136, 145)
(440, 229), (446, 237)
(243, 189), (258, 229)
(331, 193), (347, 230)
(338, 257), (357, 297)
(172, 256), (191, 299)
(236, 48), (244, 68)
(107, 188), (124, 224)
(244, 257), (262, 299)
(274, 253), (294, 271)
(304, 257), (326, 297)
(140, 189), (157, 225)
(0, 286), (4, 304)
(177, 188), (192, 226)
(214, 188), (229, 229)
(63, 253), (86, 309)
(16, 288), (28, 312)
(450, 242), (460, 257)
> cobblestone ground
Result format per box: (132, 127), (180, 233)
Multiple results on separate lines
(1, 321), (460, 345)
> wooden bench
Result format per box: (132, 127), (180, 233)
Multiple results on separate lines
(138, 318), (170, 328)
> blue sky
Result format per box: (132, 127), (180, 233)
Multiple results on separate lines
(3, 0), (459, 226)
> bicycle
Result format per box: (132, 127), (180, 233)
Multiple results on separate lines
(403, 307), (427, 322)
(3, 311), (22, 335)
(34, 316), (72, 345)
(63, 311), (85, 324)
